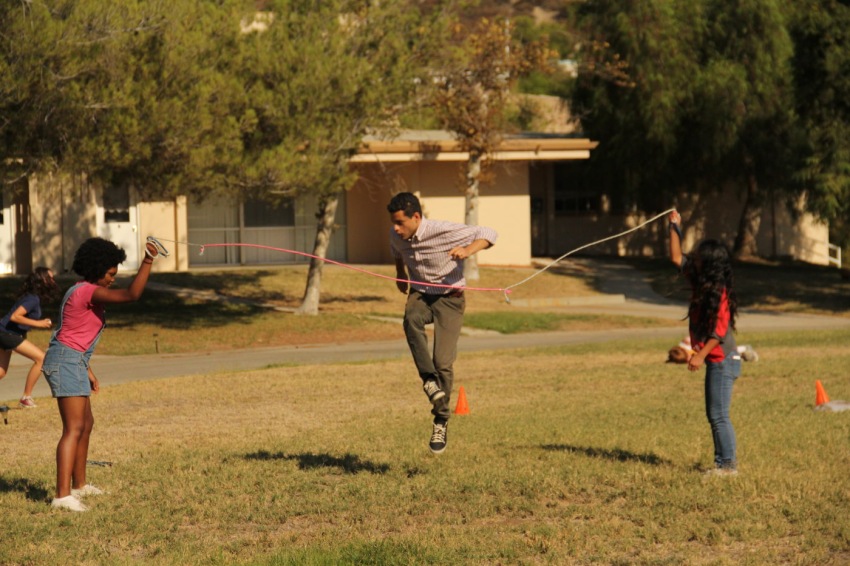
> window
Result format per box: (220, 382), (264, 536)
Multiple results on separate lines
(243, 197), (295, 227)
(104, 185), (130, 222)
(187, 193), (346, 266)
(553, 162), (600, 215)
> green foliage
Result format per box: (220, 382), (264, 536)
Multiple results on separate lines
(0, 0), (251, 196)
(787, 0), (850, 248)
(4, 0), (848, 255)
(571, 0), (801, 249)
(571, 0), (700, 209)
(429, 16), (555, 155)
(697, 0), (797, 184)
(234, 0), (430, 201)
(0, 0), (432, 204)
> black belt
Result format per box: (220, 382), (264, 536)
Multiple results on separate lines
(416, 289), (464, 298)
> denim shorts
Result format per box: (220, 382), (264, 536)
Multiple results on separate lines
(42, 342), (91, 398)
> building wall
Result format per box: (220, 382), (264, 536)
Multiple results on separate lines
(138, 197), (188, 272)
(541, 184), (831, 264)
(29, 173), (97, 274)
(29, 173), (187, 274)
(347, 160), (531, 266)
(18, 165), (832, 275)
(681, 190), (830, 264)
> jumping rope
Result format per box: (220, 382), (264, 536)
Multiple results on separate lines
(149, 208), (675, 303)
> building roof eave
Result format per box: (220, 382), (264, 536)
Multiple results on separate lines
(354, 131), (598, 163)
(349, 149), (593, 163)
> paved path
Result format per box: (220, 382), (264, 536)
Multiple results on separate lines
(2, 259), (848, 403)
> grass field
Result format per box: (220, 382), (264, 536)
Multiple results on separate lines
(1, 329), (849, 564)
(1, 259), (849, 564)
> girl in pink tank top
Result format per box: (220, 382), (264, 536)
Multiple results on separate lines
(44, 238), (160, 512)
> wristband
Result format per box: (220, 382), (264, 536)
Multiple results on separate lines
(669, 223), (683, 240)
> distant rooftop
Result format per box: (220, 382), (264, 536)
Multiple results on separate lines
(355, 130), (597, 163)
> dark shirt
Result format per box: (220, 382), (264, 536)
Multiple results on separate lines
(0, 293), (41, 337)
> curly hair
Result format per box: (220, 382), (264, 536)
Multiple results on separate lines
(685, 239), (738, 340)
(17, 266), (60, 303)
(72, 238), (127, 282)
(386, 192), (422, 217)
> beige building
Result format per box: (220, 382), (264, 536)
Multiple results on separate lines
(0, 130), (834, 275)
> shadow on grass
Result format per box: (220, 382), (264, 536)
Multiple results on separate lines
(0, 476), (50, 502)
(148, 270), (283, 297)
(631, 257), (850, 314)
(541, 444), (672, 466)
(244, 450), (390, 475)
(103, 294), (264, 330)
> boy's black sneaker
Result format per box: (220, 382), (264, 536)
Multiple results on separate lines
(429, 422), (447, 454)
(423, 379), (446, 404)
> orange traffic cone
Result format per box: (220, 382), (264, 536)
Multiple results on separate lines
(815, 380), (830, 406)
(454, 386), (470, 415)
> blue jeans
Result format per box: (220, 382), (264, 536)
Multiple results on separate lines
(704, 353), (741, 468)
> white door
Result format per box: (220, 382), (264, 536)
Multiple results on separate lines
(0, 188), (12, 274)
(98, 185), (140, 271)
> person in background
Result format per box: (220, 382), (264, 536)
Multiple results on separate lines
(668, 210), (742, 477)
(387, 192), (498, 454)
(0, 267), (60, 408)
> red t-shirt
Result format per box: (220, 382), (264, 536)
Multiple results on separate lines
(689, 289), (735, 362)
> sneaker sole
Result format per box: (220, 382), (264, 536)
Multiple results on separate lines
(429, 445), (446, 455)
(427, 391), (446, 404)
(51, 499), (88, 512)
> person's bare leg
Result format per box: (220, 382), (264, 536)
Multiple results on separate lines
(15, 340), (45, 398)
(0, 350), (11, 380)
(72, 398), (95, 489)
(56, 397), (89, 498)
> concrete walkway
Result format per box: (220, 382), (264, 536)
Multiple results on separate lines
(2, 259), (848, 403)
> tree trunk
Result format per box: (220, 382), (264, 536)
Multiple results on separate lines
(463, 152), (481, 281)
(733, 170), (762, 260)
(296, 195), (340, 316)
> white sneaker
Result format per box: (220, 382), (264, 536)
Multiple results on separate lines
(423, 380), (446, 404)
(71, 484), (105, 498)
(703, 467), (739, 478)
(51, 495), (88, 512)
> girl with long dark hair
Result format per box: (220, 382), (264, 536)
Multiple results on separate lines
(0, 267), (60, 408)
(669, 210), (742, 476)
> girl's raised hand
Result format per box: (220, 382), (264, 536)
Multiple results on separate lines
(144, 242), (159, 260)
